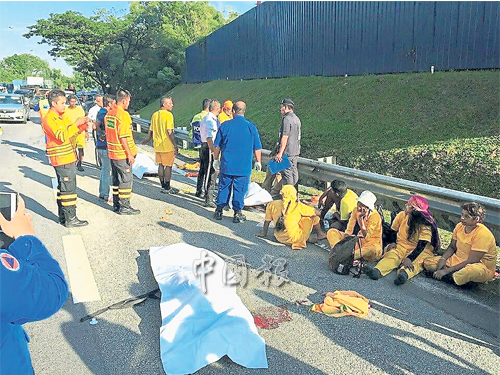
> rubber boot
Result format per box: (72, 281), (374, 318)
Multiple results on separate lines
(113, 188), (120, 212)
(64, 206), (88, 227)
(57, 194), (65, 225)
(117, 199), (140, 215)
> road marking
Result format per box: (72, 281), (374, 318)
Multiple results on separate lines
(62, 234), (101, 303)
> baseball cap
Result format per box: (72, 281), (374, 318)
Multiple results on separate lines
(281, 98), (294, 107)
(223, 100), (233, 109)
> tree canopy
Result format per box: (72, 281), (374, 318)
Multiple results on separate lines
(24, 1), (238, 109)
(0, 53), (83, 89)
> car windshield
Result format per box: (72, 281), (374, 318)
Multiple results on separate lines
(0, 96), (23, 105)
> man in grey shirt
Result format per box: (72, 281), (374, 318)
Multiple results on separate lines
(274, 98), (301, 191)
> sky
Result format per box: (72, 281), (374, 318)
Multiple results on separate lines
(0, 1), (256, 77)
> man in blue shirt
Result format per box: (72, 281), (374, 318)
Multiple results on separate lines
(213, 101), (262, 223)
(0, 196), (69, 374)
(94, 95), (115, 202)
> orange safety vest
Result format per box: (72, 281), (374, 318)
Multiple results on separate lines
(105, 106), (137, 160)
(42, 108), (78, 166)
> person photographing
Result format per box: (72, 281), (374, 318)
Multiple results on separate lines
(0, 196), (69, 374)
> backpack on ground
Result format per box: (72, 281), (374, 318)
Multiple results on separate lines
(375, 204), (398, 248)
(328, 235), (364, 277)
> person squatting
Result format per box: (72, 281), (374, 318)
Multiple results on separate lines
(40, 90), (497, 288)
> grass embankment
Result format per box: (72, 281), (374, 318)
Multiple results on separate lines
(138, 70), (499, 198)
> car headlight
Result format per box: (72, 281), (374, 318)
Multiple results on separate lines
(16, 109), (24, 114)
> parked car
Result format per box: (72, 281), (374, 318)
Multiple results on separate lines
(0, 94), (30, 123)
(14, 89), (34, 99)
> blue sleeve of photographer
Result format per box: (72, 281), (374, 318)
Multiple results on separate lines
(0, 235), (69, 374)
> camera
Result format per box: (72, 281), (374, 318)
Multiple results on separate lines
(0, 192), (17, 249)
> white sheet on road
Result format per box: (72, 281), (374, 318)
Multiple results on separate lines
(228, 181), (273, 208)
(149, 243), (268, 375)
(132, 153), (158, 179)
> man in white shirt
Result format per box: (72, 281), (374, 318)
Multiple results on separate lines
(88, 95), (103, 142)
(196, 100), (221, 207)
(88, 95), (103, 121)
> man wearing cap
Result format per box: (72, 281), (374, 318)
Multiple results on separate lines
(274, 99), (301, 192)
(218, 100), (233, 124)
(326, 191), (383, 262)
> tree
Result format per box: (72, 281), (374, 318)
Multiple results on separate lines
(0, 54), (52, 83)
(24, 2), (238, 108)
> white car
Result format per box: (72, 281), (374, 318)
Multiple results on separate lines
(0, 94), (30, 123)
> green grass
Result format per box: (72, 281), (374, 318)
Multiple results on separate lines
(137, 70), (499, 197)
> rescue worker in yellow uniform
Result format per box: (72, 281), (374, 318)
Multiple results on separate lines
(42, 89), (89, 227)
(105, 89), (140, 215)
(327, 191), (383, 262)
(365, 195), (440, 285)
(218, 100), (233, 124)
(256, 185), (326, 249)
(64, 95), (86, 171)
(424, 202), (497, 286)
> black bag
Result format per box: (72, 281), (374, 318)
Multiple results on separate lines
(375, 204), (398, 248)
(328, 236), (363, 277)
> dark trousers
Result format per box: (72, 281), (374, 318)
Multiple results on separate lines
(196, 143), (216, 201)
(216, 174), (250, 212)
(111, 159), (133, 210)
(281, 155), (299, 187)
(55, 163), (77, 221)
(262, 168), (283, 197)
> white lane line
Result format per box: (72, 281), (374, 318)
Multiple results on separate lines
(62, 235), (101, 303)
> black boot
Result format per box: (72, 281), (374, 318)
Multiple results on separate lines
(57, 197), (65, 225)
(77, 161), (84, 172)
(64, 206), (88, 227)
(214, 206), (223, 220)
(118, 200), (140, 215)
(394, 270), (409, 285)
(365, 267), (382, 280)
(233, 210), (246, 223)
(113, 190), (120, 212)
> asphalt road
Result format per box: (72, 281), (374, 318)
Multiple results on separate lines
(1, 115), (499, 375)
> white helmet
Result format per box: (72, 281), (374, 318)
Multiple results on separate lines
(357, 191), (377, 210)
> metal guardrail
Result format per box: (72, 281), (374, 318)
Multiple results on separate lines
(132, 116), (500, 242)
(132, 116), (192, 149)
